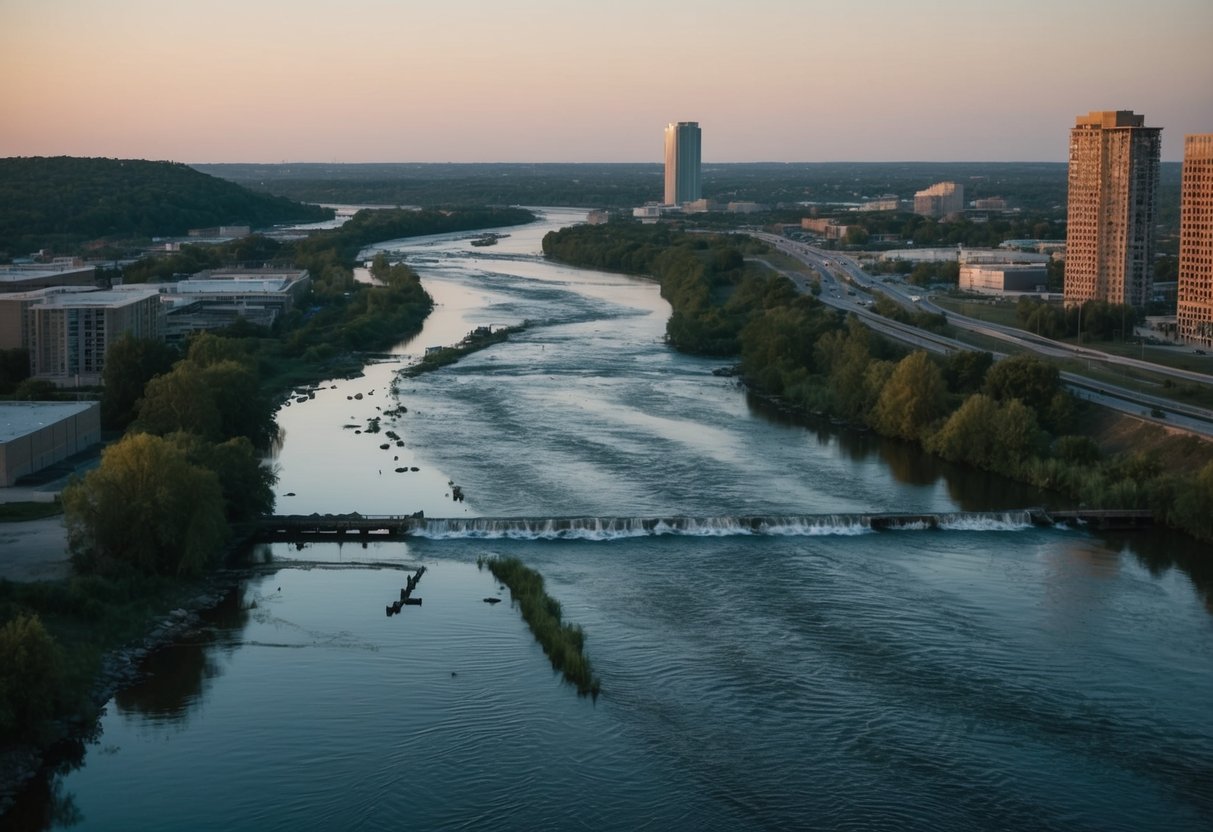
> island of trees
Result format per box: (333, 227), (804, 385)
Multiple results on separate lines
(541, 220), (1213, 545)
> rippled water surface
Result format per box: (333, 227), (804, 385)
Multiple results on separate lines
(33, 209), (1213, 831)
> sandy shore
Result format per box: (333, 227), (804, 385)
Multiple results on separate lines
(0, 484), (71, 582)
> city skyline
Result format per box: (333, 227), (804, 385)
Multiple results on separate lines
(2, 0), (1211, 164)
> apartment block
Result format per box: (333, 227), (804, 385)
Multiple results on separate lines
(913, 182), (964, 218)
(1178, 134), (1213, 346)
(26, 289), (164, 385)
(1063, 110), (1161, 309)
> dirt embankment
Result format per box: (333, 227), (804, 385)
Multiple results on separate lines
(1087, 409), (1213, 473)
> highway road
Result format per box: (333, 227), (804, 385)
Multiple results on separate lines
(753, 233), (1213, 438)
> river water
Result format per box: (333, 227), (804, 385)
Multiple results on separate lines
(24, 209), (1213, 830)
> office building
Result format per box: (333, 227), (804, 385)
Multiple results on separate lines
(26, 288), (164, 385)
(663, 122), (702, 205)
(1178, 134), (1213, 346)
(959, 264), (1047, 295)
(1063, 110), (1161, 309)
(913, 182), (965, 218)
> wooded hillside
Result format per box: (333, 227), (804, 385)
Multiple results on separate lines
(0, 156), (332, 257)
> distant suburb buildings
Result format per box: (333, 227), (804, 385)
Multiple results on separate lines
(1063, 110), (1161, 310)
(1178, 134), (1213, 347)
(664, 121), (702, 206)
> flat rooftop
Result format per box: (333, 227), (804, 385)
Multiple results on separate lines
(0, 266), (95, 283)
(32, 288), (161, 309)
(0, 401), (97, 443)
(174, 279), (292, 294)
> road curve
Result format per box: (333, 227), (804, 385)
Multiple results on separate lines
(753, 233), (1213, 439)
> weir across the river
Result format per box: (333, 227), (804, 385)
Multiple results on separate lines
(251, 508), (1152, 542)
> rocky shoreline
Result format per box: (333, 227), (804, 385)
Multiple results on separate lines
(0, 572), (245, 817)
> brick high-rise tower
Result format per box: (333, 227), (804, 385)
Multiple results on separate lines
(1178, 134), (1213, 347)
(1063, 110), (1161, 309)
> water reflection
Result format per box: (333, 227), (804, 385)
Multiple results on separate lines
(113, 587), (250, 724)
(744, 391), (1058, 511)
(1107, 527), (1213, 616)
(2, 741), (85, 831)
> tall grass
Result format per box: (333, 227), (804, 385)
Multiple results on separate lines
(479, 556), (600, 698)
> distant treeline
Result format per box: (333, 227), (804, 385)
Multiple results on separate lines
(0, 157), (332, 258)
(198, 160), (1182, 245)
(204, 163), (1097, 210)
(542, 220), (1213, 544)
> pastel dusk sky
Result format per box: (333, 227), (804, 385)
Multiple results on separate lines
(2, 0), (1211, 164)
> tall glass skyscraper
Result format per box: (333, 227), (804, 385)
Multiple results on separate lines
(664, 122), (702, 206)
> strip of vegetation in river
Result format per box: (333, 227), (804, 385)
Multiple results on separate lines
(542, 220), (1213, 545)
(478, 556), (601, 699)
(398, 323), (528, 379)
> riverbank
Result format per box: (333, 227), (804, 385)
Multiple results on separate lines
(541, 222), (1213, 545)
(1, 210), (541, 817)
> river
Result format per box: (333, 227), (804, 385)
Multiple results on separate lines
(17, 208), (1213, 831)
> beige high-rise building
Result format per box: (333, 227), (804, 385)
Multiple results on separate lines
(1063, 110), (1161, 309)
(913, 181), (965, 218)
(663, 122), (701, 206)
(1178, 134), (1213, 347)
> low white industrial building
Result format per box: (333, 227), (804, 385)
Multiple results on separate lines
(959, 264), (1048, 295)
(0, 401), (100, 486)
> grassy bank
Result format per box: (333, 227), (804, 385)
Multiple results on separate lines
(479, 556), (600, 698)
(0, 502), (62, 523)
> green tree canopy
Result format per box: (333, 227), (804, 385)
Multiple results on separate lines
(983, 353), (1072, 433)
(134, 360), (223, 440)
(167, 432), (276, 523)
(101, 334), (180, 430)
(0, 613), (64, 741)
(871, 351), (948, 440)
(63, 432), (228, 577)
(929, 393), (1047, 475)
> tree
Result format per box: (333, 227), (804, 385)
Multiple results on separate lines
(0, 347), (30, 394)
(63, 432), (228, 577)
(983, 353), (1071, 433)
(186, 331), (255, 369)
(871, 351), (948, 440)
(169, 433), (277, 523)
(101, 334), (180, 430)
(844, 226), (869, 246)
(1172, 461), (1213, 541)
(984, 354), (1059, 412)
(0, 614), (64, 741)
(12, 378), (59, 400)
(928, 393), (1002, 468)
(943, 350), (993, 394)
(201, 360), (276, 448)
(929, 394), (1046, 474)
(134, 361), (222, 440)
